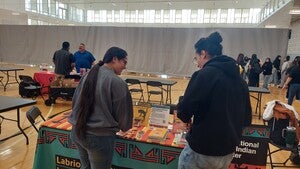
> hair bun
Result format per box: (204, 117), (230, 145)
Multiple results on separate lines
(207, 32), (223, 44)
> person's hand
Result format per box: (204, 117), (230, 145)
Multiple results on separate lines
(282, 83), (288, 89)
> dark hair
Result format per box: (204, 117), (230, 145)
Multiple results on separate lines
(194, 32), (223, 57)
(251, 54), (257, 60)
(293, 56), (300, 67)
(237, 53), (244, 64)
(286, 55), (290, 61)
(265, 57), (271, 62)
(62, 41), (70, 49)
(75, 47), (127, 138)
(275, 55), (281, 60)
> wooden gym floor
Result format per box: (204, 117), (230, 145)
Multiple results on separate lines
(0, 63), (299, 169)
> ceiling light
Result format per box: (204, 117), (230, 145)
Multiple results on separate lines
(112, 3), (117, 7)
(289, 9), (300, 14)
(265, 25), (277, 28)
(12, 12), (20, 15)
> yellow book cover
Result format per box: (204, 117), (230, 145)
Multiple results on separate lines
(133, 106), (151, 127)
(148, 127), (168, 140)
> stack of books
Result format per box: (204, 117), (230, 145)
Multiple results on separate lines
(148, 127), (168, 142)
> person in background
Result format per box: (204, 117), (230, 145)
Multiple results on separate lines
(69, 47), (133, 169)
(284, 56), (300, 104)
(272, 55), (281, 86)
(279, 55), (291, 88)
(262, 57), (273, 89)
(248, 54), (262, 87)
(243, 56), (251, 81)
(236, 53), (246, 79)
(177, 32), (252, 169)
(74, 43), (96, 73)
(53, 41), (75, 76)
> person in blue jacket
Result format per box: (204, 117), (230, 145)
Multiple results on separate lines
(177, 32), (252, 169)
(74, 43), (96, 73)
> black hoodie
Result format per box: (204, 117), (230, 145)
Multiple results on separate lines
(177, 55), (252, 156)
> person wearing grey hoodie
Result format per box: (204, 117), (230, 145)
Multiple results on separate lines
(69, 47), (133, 169)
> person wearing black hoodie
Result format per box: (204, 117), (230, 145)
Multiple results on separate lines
(177, 32), (252, 169)
(262, 57), (273, 89)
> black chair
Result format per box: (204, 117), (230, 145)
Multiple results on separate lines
(19, 75), (44, 100)
(125, 78), (145, 104)
(0, 76), (4, 88)
(26, 106), (46, 132)
(146, 81), (164, 105)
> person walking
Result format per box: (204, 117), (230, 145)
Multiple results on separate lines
(283, 56), (300, 105)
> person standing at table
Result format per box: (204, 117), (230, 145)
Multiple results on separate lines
(74, 43), (96, 73)
(53, 41), (75, 76)
(69, 47), (133, 169)
(177, 32), (252, 169)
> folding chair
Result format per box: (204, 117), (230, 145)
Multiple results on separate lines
(125, 78), (145, 104)
(265, 116), (300, 168)
(0, 76), (4, 89)
(26, 106), (46, 132)
(19, 75), (45, 100)
(146, 81), (164, 105)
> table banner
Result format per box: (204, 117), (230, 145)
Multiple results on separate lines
(230, 125), (270, 169)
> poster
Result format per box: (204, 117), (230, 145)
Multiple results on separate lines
(230, 125), (270, 169)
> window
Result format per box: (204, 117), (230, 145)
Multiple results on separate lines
(182, 9), (191, 23)
(144, 10), (155, 23)
(87, 10), (94, 22)
(41, 0), (49, 14)
(49, 0), (56, 16)
(241, 9), (249, 23)
(138, 10), (144, 23)
(203, 10), (210, 23)
(220, 9), (228, 23)
(155, 10), (163, 23)
(24, 0), (265, 26)
(234, 9), (242, 23)
(210, 9), (218, 23)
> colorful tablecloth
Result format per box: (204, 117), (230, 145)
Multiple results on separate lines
(33, 71), (55, 93)
(33, 112), (270, 169)
(33, 112), (186, 169)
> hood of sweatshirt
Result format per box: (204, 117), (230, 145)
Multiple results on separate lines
(203, 55), (240, 78)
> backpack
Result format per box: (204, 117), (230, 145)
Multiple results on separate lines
(19, 75), (41, 98)
(253, 62), (262, 74)
(268, 117), (290, 146)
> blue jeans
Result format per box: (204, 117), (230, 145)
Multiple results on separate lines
(288, 83), (300, 105)
(263, 75), (271, 89)
(178, 144), (234, 169)
(70, 128), (116, 169)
